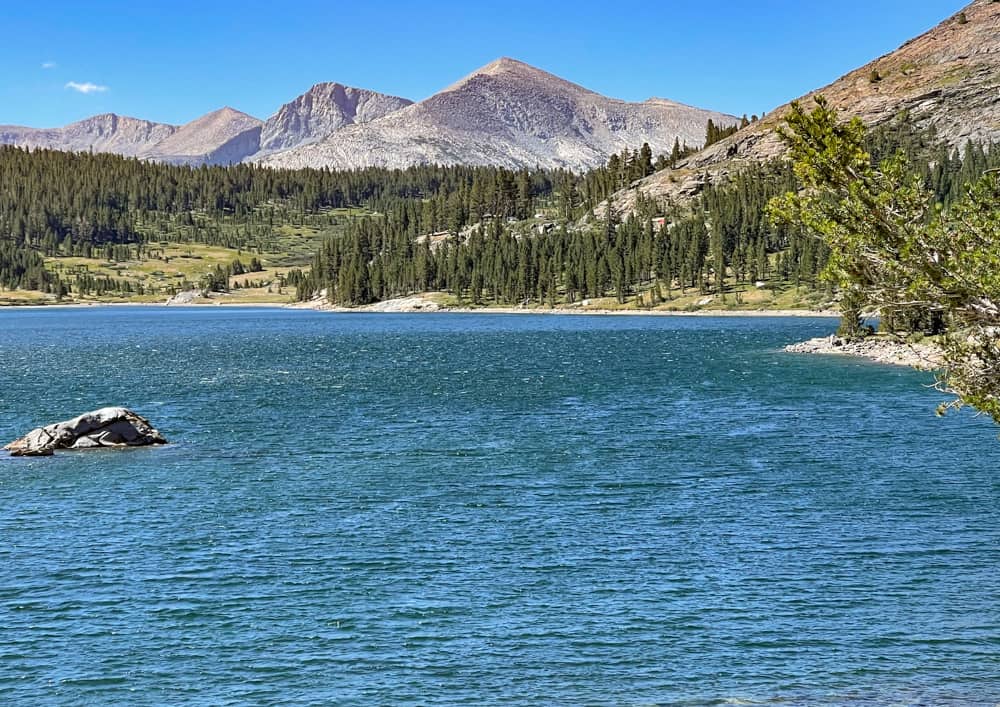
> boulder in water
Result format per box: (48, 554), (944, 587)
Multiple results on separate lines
(4, 408), (167, 457)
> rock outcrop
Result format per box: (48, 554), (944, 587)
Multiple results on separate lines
(609, 0), (1000, 214)
(785, 335), (943, 370)
(4, 408), (168, 457)
(164, 290), (201, 305)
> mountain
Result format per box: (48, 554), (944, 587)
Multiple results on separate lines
(256, 58), (737, 171)
(257, 83), (413, 156)
(0, 114), (176, 157)
(610, 0), (1000, 213)
(141, 107), (262, 165)
(0, 109), (262, 165)
(0, 58), (733, 172)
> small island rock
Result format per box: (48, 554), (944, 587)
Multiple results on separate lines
(4, 408), (167, 457)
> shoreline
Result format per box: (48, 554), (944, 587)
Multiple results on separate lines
(0, 301), (288, 310)
(290, 294), (840, 318)
(308, 305), (840, 318)
(2, 303), (839, 318)
(2, 297), (840, 318)
(785, 334), (943, 370)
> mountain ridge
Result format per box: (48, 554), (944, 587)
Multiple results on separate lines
(0, 58), (735, 172)
(0, 114), (178, 157)
(608, 0), (1000, 214)
(256, 57), (737, 172)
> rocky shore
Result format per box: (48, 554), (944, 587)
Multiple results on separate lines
(785, 335), (943, 370)
(293, 292), (838, 318)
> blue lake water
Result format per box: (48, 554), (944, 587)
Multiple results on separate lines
(0, 307), (997, 706)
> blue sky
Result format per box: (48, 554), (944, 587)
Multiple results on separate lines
(1, 0), (968, 127)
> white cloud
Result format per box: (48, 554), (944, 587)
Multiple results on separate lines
(65, 81), (108, 94)
(42, 61), (57, 69)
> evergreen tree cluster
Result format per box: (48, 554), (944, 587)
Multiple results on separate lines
(0, 145), (564, 253)
(0, 145), (565, 293)
(3, 121), (997, 305)
(302, 120), (1000, 309)
(198, 257), (265, 293)
(704, 119), (741, 148)
(0, 241), (60, 294)
(862, 115), (1000, 206)
(576, 144), (656, 210)
(300, 159), (824, 307)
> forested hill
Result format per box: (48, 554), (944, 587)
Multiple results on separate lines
(0, 146), (568, 297)
(0, 139), (817, 305)
(298, 119), (1000, 309)
(2, 121), (997, 309)
(0, 145), (562, 251)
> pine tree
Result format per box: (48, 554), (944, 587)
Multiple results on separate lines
(639, 143), (654, 177)
(670, 138), (682, 167)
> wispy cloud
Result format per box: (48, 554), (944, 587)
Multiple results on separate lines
(65, 81), (108, 94)
(41, 61), (57, 69)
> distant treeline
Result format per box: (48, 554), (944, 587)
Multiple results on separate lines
(1, 120), (997, 301)
(0, 146), (576, 294)
(300, 161), (809, 306)
(0, 140), (697, 295)
(0, 145), (569, 252)
(302, 120), (1000, 307)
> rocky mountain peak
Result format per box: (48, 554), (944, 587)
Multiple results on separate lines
(478, 56), (538, 75)
(142, 107), (262, 165)
(257, 83), (413, 155)
(258, 57), (736, 172)
(443, 56), (593, 97)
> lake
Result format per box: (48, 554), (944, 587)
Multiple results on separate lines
(0, 307), (997, 705)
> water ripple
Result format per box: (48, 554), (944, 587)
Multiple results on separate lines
(0, 308), (997, 705)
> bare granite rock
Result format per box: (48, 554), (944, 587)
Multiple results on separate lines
(141, 107), (263, 165)
(165, 290), (201, 305)
(256, 83), (414, 157)
(785, 335), (943, 370)
(4, 408), (167, 457)
(258, 58), (737, 172)
(0, 108), (263, 166)
(609, 0), (1000, 215)
(0, 114), (177, 157)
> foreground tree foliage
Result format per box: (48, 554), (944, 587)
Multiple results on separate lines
(769, 97), (1000, 422)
